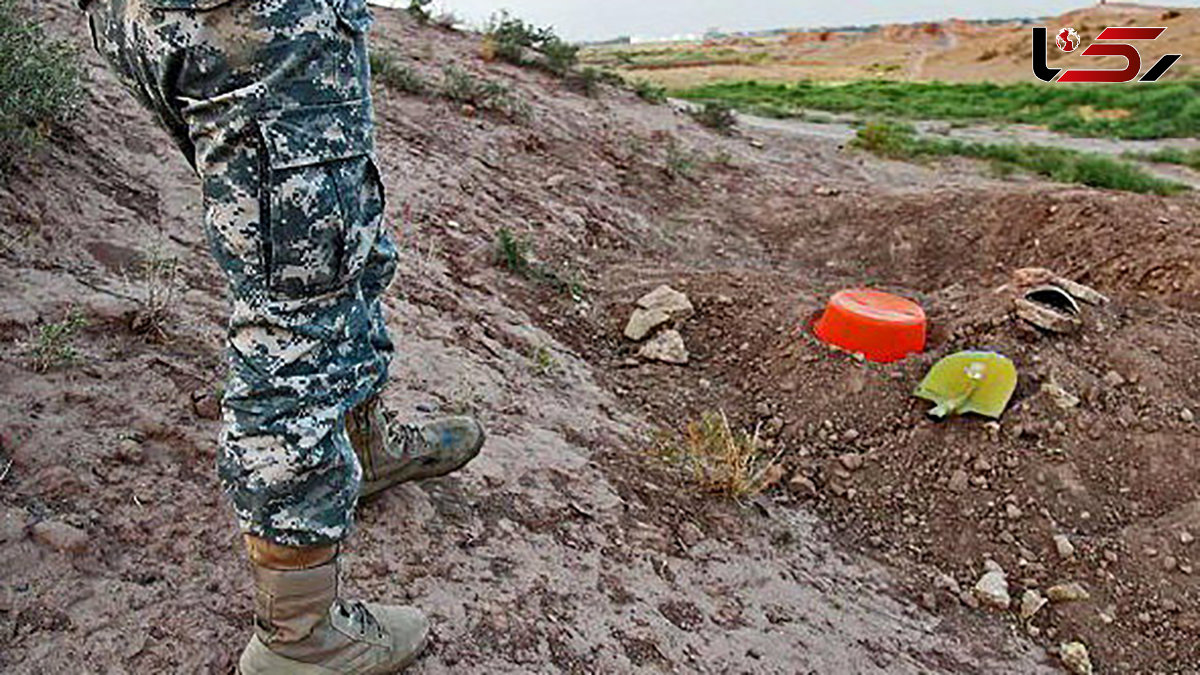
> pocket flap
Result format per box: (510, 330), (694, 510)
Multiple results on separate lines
(258, 100), (374, 171)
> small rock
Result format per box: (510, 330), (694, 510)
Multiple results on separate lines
(974, 570), (1011, 610)
(960, 590), (981, 609)
(1006, 504), (1024, 520)
(624, 307), (671, 341)
(113, 438), (145, 465)
(948, 469), (970, 493)
(1042, 383), (1081, 410)
(1047, 582), (1091, 603)
(1181, 531), (1195, 546)
(1103, 370), (1126, 387)
(191, 388), (222, 420)
(0, 507), (27, 543)
(760, 464), (786, 490)
(934, 574), (961, 595)
(789, 474), (817, 497)
(813, 185), (841, 197)
(1162, 556), (1179, 572)
(1182, 408), (1195, 424)
(30, 521), (89, 555)
(638, 330), (689, 365)
(839, 454), (864, 472)
(1020, 590), (1048, 620)
(1060, 642), (1094, 675)
(1054, 534), (1076, 560)
(919, 592), (937, 611)
(545, 174), (567, 189)
(984, 559), (1004, 574)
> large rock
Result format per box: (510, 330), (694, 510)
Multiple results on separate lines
(636, 285), (694, 319)
(638, 330), (689, 365)
(973, 570), (1011, 610)
(624, 285), (695, 341)
(624, 308), (671, 341)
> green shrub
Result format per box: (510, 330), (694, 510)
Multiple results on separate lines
(370, 51), (427, 94)
(494, 227), (532, 274)
(486, 12), (578, 77)
(633, 79), (667, 104)
(850, 120), (919, 159)
(570, 67), (623, 97)
(442, 66), (502, 104)
(0, 0), (82, 169)
(406, 0), (432, 24)
(690, 101), (737, 134)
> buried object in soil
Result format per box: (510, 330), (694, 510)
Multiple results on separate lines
(914, 351), (1018, 419)
(1007, 268), (1107, 334)
(1014, 285), (1082, 334)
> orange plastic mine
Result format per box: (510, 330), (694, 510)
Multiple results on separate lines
(814, 289), (927, 363)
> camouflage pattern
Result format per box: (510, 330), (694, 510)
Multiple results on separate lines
(86, 0), (397, 546)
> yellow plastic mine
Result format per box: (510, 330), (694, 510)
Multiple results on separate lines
(914, 351), (1018, 419)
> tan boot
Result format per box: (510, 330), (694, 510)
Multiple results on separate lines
(239, 539), (429, 675)
(346, 396), (485, 499)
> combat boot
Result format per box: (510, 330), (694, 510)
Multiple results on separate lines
(238, 546), (428, 675)
(346, 396), (485, 498)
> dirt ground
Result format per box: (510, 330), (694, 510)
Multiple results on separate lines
(2, 2), (1199, 674)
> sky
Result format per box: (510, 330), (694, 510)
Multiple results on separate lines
(399, 0), (1200, 41)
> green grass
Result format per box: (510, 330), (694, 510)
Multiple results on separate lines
(676, 80), (1200, 140)
(852, 120), (1189, 196)
(28, 309), (87, 372)
(0, 0), (82, 169)
(370, 51), (427, 94)
(1123, 147), (1200, 171)
(493, 227), (586, 301)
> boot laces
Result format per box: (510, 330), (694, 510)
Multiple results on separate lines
(337, 599), (386, 641)
(381, 408), (427, 455)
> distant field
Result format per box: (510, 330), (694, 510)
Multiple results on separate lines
(676, 80), (1200, 140)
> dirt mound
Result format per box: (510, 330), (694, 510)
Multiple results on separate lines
(2, 0), (1199, 673)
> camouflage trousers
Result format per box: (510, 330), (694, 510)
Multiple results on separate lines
(86, 0), (397, 546)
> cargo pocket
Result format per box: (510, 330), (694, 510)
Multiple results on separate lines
(257, 99), (377, 299)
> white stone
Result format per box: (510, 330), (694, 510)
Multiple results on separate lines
(638, 330), (689, 365)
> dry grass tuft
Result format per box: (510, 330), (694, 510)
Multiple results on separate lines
(658, 411), (780, 499)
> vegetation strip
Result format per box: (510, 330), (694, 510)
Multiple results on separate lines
(676, 80), (1200, 140)
(851, 121), (1189, 196)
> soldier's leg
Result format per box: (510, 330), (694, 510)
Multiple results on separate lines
(84, 0), (430, 669)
